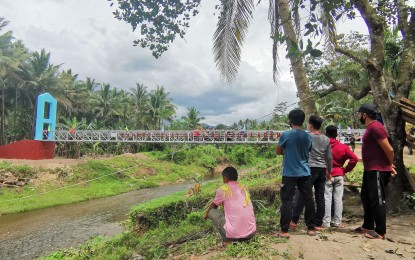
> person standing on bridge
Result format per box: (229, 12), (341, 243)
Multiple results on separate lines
(276, 109), (316, 238)
(204, 166), (256, 246)
(290, 115), (332, 231)
(193, 128), (199, 141)
(353, 103), (396, 240)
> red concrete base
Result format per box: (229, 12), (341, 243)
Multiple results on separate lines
(0, 140), (55, 160)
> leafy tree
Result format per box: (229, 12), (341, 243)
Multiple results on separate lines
(215, 123), (228, 130)
(110, 0), (202, 59)
(305, 0), (415, 206)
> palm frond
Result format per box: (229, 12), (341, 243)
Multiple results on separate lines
(269, 0), (281, 82)
(213, 0), (255, 84)
(0, 18), (9, 32)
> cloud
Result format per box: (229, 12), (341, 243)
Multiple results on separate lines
(3, 0), (300, 126)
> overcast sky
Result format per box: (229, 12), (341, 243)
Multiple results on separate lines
(2, 0), (376, 126)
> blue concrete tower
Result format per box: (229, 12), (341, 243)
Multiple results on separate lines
(34, 93), (57, 141)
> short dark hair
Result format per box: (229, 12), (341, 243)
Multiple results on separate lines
(222, 166), (238, 181)
(325, 125), (338, 138)
(358, 103), (377, 119)
(288, 109), (305, 126)
(309, 115), (323, 130)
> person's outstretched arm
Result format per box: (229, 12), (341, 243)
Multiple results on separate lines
(204, 202), (218, 220)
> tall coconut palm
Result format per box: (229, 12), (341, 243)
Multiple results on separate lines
(83, 77), (99, 92)
(20, 49), (61, 134)
(182, 106), (204, 129)
(56, 69), (82, 118)
(116, 89), (133, 127)
(21, 49), (60, 101)
(146, 85), (176, 129)
(130, 83), (148, 129)
(0, 18), (28, 143)
(74, 77), (100, 121)
(91, 83), (120, 127)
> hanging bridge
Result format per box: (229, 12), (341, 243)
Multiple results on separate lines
(44, 129), (365, 144)
(32, 93), (365, 145)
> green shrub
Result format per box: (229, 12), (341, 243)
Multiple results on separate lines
(255, 144), (278, 159)
(228, 145), (256, 165)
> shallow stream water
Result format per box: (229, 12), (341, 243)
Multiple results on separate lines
(0, 182), (193, 260)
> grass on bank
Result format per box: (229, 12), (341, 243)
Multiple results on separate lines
(0, 153), (206, 214)
(40, 153), (415, 260)
(42, 160), (285, 259)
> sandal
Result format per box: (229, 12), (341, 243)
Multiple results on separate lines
(352, 226), (371, 233)
(307, 230), (317, 236)
(364, 230), (384, 240)
(335, 223), (345, 228)
(274, 232), (290, 239)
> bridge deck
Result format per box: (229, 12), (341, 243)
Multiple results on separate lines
(45, 130), (365, 144)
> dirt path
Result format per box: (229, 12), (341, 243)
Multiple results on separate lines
(194, 213), (415, 260)
(266, 215), (415, 260)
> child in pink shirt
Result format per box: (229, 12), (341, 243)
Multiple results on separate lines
(204, 166), (256, 246)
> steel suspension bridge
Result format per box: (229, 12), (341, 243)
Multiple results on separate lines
(45, 129), (365, 144)
(35, 93), (364, 145)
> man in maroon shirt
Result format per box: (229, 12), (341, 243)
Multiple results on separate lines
(354, 103), (396, 239)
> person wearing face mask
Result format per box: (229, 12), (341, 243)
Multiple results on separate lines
(353, 103), (396, 240)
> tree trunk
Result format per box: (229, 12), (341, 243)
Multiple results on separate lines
(279, 0), (317, 116)
(353, 0), (406, 209)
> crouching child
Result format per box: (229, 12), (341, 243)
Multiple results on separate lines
(204, 166), (256, 246)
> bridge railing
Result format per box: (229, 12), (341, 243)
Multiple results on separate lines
(47, 129), (366, 144)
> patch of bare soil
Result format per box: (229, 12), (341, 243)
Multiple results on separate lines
(0, 158), (82, 170)
(0, 153), (150, 187)
(269, 215), (415, 260)
(0, 153), (149, 170)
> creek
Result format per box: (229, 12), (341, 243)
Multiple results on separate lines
(0, 182), (194, 260)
